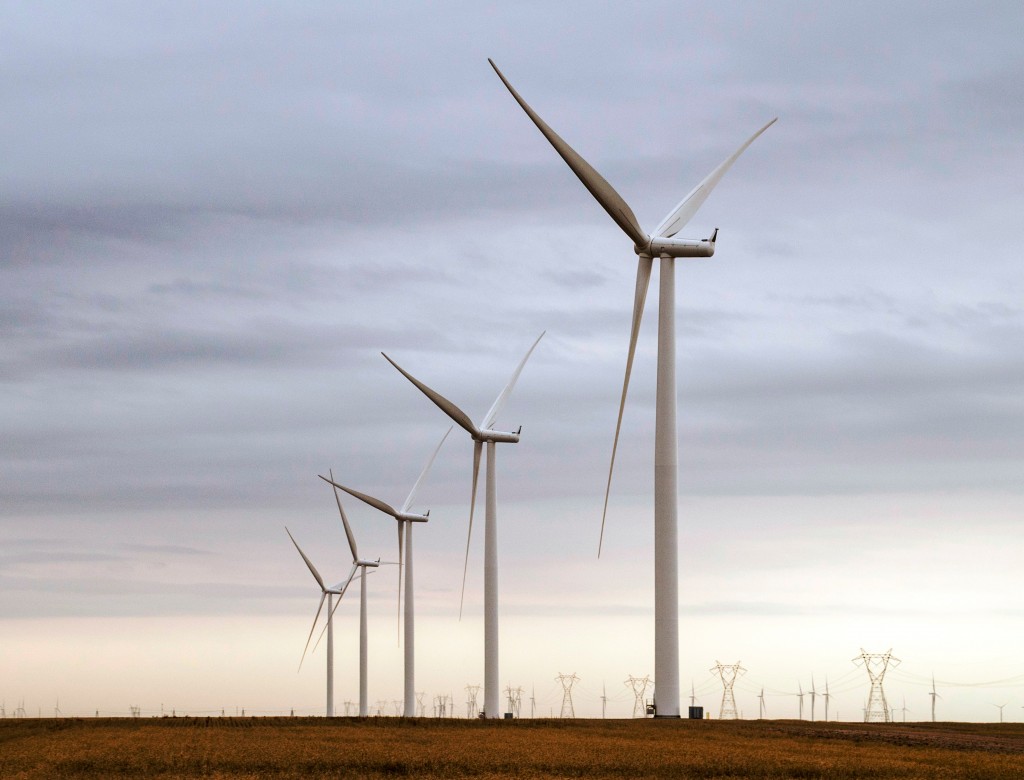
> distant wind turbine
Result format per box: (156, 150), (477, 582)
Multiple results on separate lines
(929, 674), (941, 722)
(318, 428), (450, 718)
(822, 677), (833, 722)
(382, 332), (543, 718)
(797, 681), (805, 720)
(809, 675), (817, 722)
(285, 527), (354, 717)
(489, 58), (775, 718)
(325, 471), (381, 718)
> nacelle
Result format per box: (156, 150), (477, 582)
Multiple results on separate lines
(639, 235), (716, 258)
(399, 512), (430, 524)
(477, 429), (521, 444)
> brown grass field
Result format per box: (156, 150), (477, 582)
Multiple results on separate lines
(1, 717), (1022, 779)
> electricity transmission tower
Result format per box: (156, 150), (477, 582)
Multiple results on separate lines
(852, 648), (900, 723)
(465, 685), (480, 719)
(556, 673), (580, 718)
(343, 700), (354, 717)
(504, 685), (523, 718)
(711, 661), (746, 720)
(625, 675), (653, 718)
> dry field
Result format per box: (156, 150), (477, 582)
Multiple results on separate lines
(1, 717), (1022, 779)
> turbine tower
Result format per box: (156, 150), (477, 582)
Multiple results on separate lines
(853, 648), (900, 723)
(711, 661), (745, 720)
(994, 703), (1007, 723)
(326, 471), (381, 718)
(381, 333), (543, 718)
(318, 429), (449, 718)
(822, 677), (833, 722)
(285, 527), (354, 717)
(757, 687), (766, 719)
(797, 681), (805, 720)
(489, 59), (775, 718)
(556, 673), (580, 718)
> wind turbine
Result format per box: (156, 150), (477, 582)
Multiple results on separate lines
(318, 428), (450, 717)
(381, 332), (544, 718)
(809, 675), (817, 722)
(325, 470), (381, 718)
(285, 527), (354, 717)
(797, 681), (805, 720)
(758, 687), (766, 720)
(929, 674), (941, 722)
(994, 703), (1007, 723)
(822, 677), (833, 722)
(489, 59), (775, 718)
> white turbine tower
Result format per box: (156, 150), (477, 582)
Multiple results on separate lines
(285, 527), (354, 717)
(381, 332), (544, 718)
(929, 674), (941, 722)
(809, 675), (818, 722)
(822, 677), (833, 722)
(326, 471), (381, 718)
(318, 429), (449, 718)
(489, 59), (774, 718)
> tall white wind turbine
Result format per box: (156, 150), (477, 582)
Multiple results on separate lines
(489, 59), (775, 718)
(326, 470), (381, 718)
(381, 332), (544, 718)
(285, 527), (355, 717)
(318, 429), (449, 718)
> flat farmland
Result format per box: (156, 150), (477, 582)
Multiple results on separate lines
(2, 717), (1022, 779)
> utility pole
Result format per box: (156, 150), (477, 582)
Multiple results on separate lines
(556, 673), (580, 718)
(711, 662), (745, 720)
(853, 648), (899, 723)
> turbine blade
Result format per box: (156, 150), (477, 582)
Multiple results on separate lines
(653, 118), (777, 238)
(286, 527), (326, 591)
(318, 475), (399, 519)
(488, 59), (649, 248)
(401, 426), (452, 514)
(598, 255), (653, 557)
(480, 332), (544, 430)
(299, 592), (327, 672)
(382, 353), (478, 436)
(459, 440), (483, 620)
(329, 469), (359, 562)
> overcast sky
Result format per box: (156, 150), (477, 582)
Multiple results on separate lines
(2, 1), (1023, 721)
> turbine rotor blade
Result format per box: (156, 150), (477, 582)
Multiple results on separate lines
(480, 331), (544, 430)
(598, 255), (653, 557)
(286, 527), (326, 591)
(654, 118), (777, 238)
(459, 440), (483, 620)
(318, 475), (399, 519)
(329, 469), (359, 563)
(401, 426), (452, 514)
(489, 59), (649, 248)
(299, 591), (327, 672)
(382, 353), (478, 436)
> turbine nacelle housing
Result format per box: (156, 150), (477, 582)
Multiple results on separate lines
(474, 428), (521, 444)
(639, 232), (717, 258)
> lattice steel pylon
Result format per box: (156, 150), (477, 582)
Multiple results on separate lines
(556, 673), (580, 718)
(465, 685), (481, 719)
(710, 661), (746, 720)
(625, 675), (653, 718)
(504, 684), (523, 718)
(852, 648), (900, 723)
